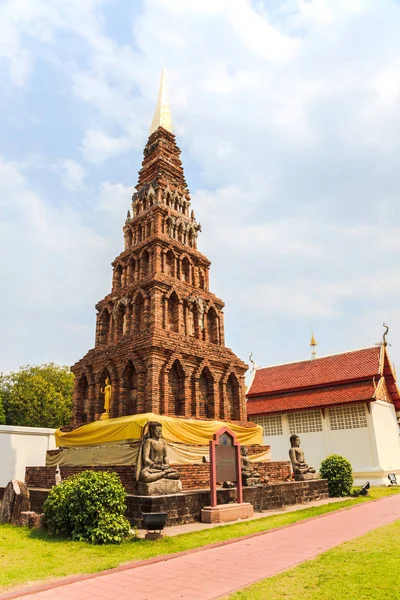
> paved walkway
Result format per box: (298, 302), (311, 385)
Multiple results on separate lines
(3, 495), (400, 600)
(137, 496), (346, 538)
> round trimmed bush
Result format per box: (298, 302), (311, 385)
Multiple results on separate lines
(319, 454), (353, 497)
(43, 470), (130, 544)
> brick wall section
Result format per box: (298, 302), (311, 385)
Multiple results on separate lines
(26, 480), (329, 526)
(25, 460), (291, 494)
(71, 125), (249, 427)
(26, 466), (138, 495)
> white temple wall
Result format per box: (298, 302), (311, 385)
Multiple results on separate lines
(327, 423), (376, 472)
(370, 401), (400, 471)
(0, 425), (56, 488)
(255, 402), (400, 485)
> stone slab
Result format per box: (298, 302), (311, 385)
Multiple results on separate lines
(19, 511), (43, 528)
(243, 477), (263, 487)
(294, 473), (319, 481)
(145, 531), (166, 541)
(136, 479), (182, 496)
(201, 502), (254, 524)
(0, 480), (30, 525)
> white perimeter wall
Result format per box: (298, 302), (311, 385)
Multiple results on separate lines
(0, 425), (56, 487)
(255, 402), (400, 485)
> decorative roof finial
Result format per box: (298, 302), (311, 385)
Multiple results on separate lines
(310, 328), (317, 360)
(249, 352), (258, 373)
(150, 67), (173, 135)
(383, 322), (389, 347)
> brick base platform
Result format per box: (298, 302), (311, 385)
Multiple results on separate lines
(25, 460), (291, 494)
(27, 480), (328, 527)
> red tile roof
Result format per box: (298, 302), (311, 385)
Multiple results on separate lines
(247, 381), (376, 415)
(247, 346), (382, 397)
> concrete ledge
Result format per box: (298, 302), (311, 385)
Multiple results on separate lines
(201, 502), (254, 523)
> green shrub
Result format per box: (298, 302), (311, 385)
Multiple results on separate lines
(87, 512), (131, 545)
(319, 454), (353, 497)
(43, 470), (130, 544)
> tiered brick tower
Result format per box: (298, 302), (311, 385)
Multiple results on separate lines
(71, 72), (248, 426)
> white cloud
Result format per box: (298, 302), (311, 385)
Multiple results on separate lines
(56, 159), (86, 191)
(99, 182), (132, 220)
(0, 157), (116, 369)
(81, 130), (134, 163)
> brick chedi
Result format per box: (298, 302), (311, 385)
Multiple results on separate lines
(71, 71), (248, 426)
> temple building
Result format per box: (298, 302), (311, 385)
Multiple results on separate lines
(246, 343), (400, 485)
(71, 71), (248, 426)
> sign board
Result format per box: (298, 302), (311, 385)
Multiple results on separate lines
(208, 427), (243, 507)
(215, 433), (236, 481)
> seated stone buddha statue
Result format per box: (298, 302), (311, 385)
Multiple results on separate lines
(289, 434), (317, 480)
(240, 445), (262, 485)
(136, 421), (180, 484)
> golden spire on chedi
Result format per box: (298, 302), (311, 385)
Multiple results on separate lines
(150, 67), (173, 135)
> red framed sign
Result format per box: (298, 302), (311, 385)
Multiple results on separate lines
(209, 427), (243, 507)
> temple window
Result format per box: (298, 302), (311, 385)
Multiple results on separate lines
(288, 410), (323, 434)
(167, 292), (179, 332)
(182, 257), (190, 283)
(125, 229), (132, 249)
(253, 414), (283, 437)
(207, 307), (219, 344)
(177, 223), (183, 243)
(128, 258), (136, 283)
(165, 190), (172, 207)
(199, 367), (214, 419)
(329, 405), (367, 430)
(142, 251), (150, 277)
(137, 224), (143, 243)
(166, 250), (175, 277)
(169, 360), (185, 416)
(121, 361), (138, 416)
(99, 310), (111, 345)
(115, 303), (127, 339)
(226, 373), (240, 421)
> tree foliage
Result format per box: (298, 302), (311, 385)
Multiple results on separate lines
(0, 393), (5, 425)
(320, 454), (353, 497)
(43, 470), (131, 544)
(0, 363), (74, 428)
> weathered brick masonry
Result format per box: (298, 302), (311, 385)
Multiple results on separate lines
(27, 480), (329, 526)
(71, 123), (248, 426)
(25, 461), (291, 495)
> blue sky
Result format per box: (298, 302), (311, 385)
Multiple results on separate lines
(1, 0), (400, 377)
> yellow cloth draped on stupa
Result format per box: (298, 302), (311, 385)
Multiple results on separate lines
(55, 413), (263, 448)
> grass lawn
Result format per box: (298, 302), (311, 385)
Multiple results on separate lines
(1, 486), (399, 592)
(226, 518), (400, 600)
